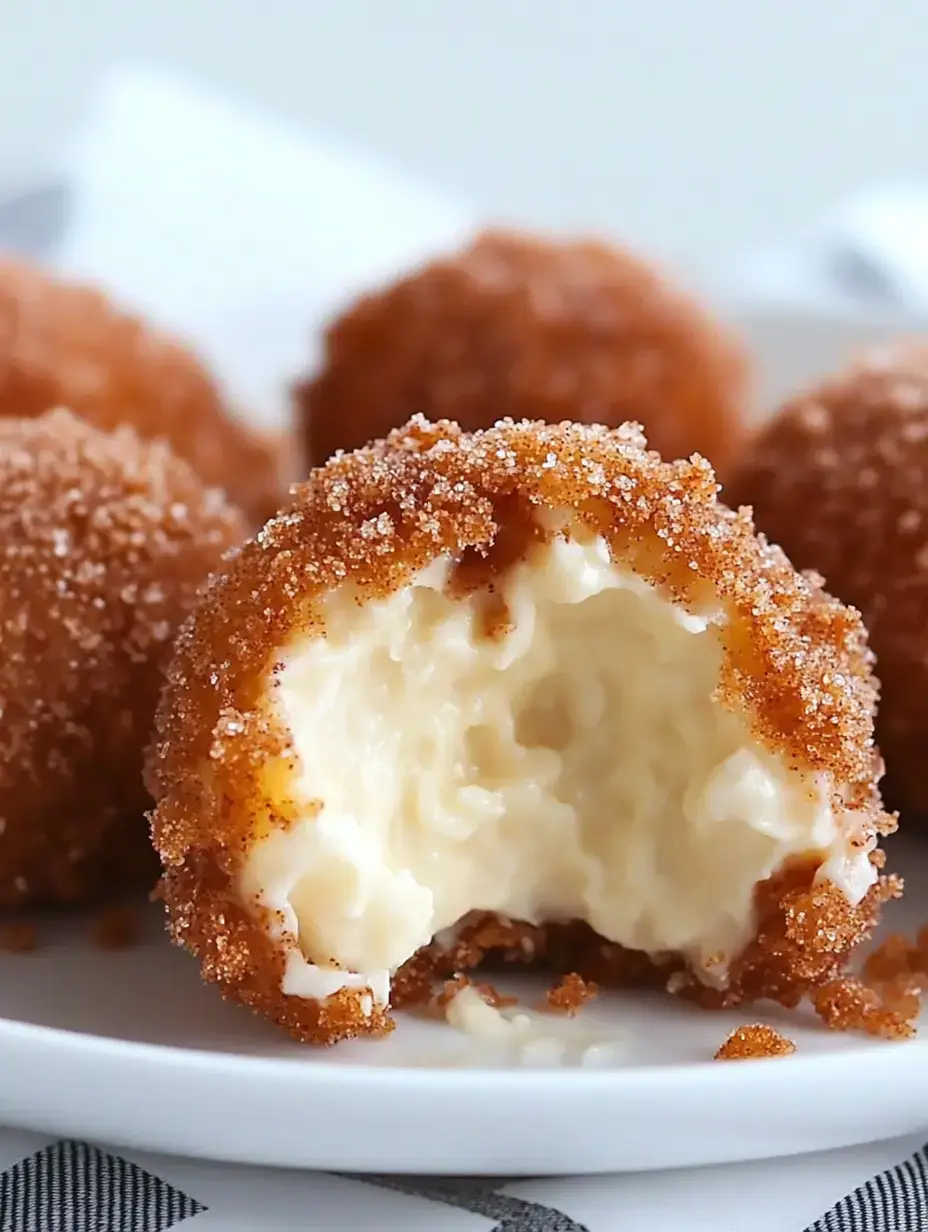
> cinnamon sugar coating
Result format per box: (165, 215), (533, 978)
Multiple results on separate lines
(728, 343), (928, 815)
(545, 972), (599, 1015)
(714, 1024), (796, 1060)
(297, 229), (749, 474)
(148, 415), (895, 1045)
(0, 257), (285, 525)
(812, 977), (917, 1040)
(0, 409), (245, 906)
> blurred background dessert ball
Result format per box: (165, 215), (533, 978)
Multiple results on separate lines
(296, 228), (749, 474)
(0, 257), (286, 526)
(727, 342), (928, 816)
(0, 408), (246, 907)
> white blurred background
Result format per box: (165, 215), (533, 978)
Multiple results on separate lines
(0, 0), (925, 272)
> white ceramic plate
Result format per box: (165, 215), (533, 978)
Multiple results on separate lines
(0, 833), (923, 1177)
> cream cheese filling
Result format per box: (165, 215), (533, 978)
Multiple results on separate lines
(239, 530), (877, 1011)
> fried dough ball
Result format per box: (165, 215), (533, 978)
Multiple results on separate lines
(148, 415), (897, 1046)
(296, 229), (749, 474)
(0, 409), (246, 906)
(728, 343), (928, 816)
(0, 257), (285, 525)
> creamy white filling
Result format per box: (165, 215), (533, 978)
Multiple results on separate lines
(239, 531), (876, 1011)
(443, 986), (624, 1068)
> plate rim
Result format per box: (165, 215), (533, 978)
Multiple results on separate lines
(0, 1005), (921, 1088)
(0, 1008), (925, 1176)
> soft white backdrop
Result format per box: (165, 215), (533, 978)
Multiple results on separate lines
(1, 0), (925, 269)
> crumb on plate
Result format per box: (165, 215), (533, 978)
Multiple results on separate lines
(91, 904), (141, 950)
(0, 922), (37, 953)
(544, 971), (599, 1015)
(714, 1023), (796, 1060)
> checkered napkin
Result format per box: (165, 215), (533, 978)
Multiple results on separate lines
(0, 1129), (924, 1231)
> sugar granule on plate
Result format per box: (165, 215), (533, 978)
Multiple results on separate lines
(91, 904), (141, 950)
(0, 922), (38, 953)
(544, 972), (599, 1015)
(714, 1024), (796, 1060)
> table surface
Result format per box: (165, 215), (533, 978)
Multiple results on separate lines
(0, 0), (925, 272)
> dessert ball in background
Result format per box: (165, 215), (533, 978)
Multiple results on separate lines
(0, 408), (246, 907)
(0, 257), (286, 526)
(149, 415), (897, 1046)
(296, 229), (749, 475)
(727, 343), (928, 816)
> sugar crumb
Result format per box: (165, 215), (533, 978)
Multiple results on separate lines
(476, 982), (518, 1009)
(812, 975), (918, 1040)
(544, 971), (599, 1015)
(0, 922), (37, 953)
(864, 929), (928, 991)
(714, 1023), (796, 1060)
(90, 905), (141, 950)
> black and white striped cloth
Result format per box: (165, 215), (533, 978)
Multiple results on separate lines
(0, 1130), (924, 1231)
(804, 1147), (928, 1232)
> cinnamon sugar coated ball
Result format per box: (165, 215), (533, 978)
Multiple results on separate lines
(0, 409), (246, 906)
(728, 343), (928, 815)
(0, 257), (285, 525)
(149, 415), (900, 1046)
(297, 229), (749, 474)
(714, 1024), (796, 1060)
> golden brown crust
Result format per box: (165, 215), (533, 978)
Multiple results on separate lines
(297, 229), (749, 475)
(148, 415), (894, 1044)
(393, 855), (904, 1037)
(811, 976), (917, 1040)
(0, 408), (246, 906)
(727, 342), (928, 815)
(865, 928), (928, 994)
(0, 257), (286, 525)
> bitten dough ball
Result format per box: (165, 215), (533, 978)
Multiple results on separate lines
(727, 343), (928, 816)
(0, 409), (246, 906)
(0, 257), (285, 525)
(148, 415), (899, 1046)
(297, 230), (749, 475)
